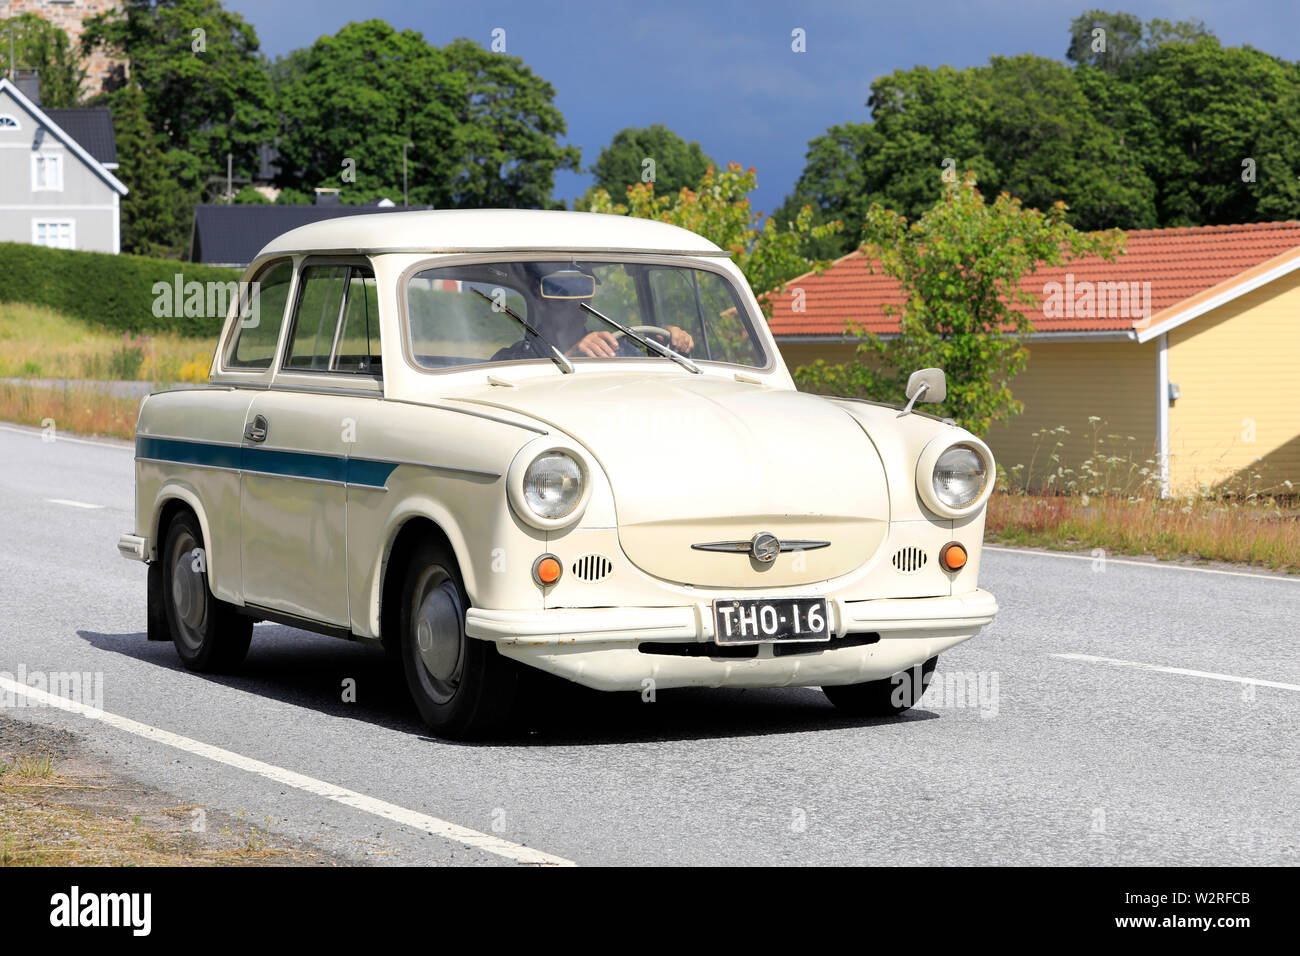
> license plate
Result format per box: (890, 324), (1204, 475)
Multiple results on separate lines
(712, 597), (831, 644)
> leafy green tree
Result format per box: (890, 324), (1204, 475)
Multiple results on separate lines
(1128, 39), (1300, 225)
(0, 13), (85, 107)
(778, 55), (1155, 255)
(587, 163), (842, 317)
(111, 81), (191, 256)
(1066, 9), (1214, 73)
(273, 20), (461, 203)
(589, 124), (716, 199)
(795, 173), (1125, 435)
(81, 0), (276, 194)
(441, 37), (580, 208)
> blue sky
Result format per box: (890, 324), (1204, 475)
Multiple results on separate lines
(226, 0), (1300, 216)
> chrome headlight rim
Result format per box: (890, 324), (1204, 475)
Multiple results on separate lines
(506, 438), (593, 531)
(915, 435), (994, 518)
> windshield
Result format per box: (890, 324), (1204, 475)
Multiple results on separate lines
(404, 260), (765, 371)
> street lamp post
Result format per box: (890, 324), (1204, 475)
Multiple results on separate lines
(402, 142), (414, 206)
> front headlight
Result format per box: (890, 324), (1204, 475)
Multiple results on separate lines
(915, 435), (994, 518)
(933, 444), (987, 509)
(522, 451), (584, 519)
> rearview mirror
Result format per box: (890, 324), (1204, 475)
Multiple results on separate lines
(899, 368), (946, 417)
(539, 270), (595, 299)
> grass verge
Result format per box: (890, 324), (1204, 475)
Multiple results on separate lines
(0, 718), (333, 866)
(0, 301), (213, 382)
(986, 493), (1300, 573)
(0, 382), (138, 441)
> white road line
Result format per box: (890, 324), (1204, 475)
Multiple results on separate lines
(985, 544), (1299, 583)
(0, 676), (576, 867)
(0, 422), (132, 450)
(1052, 653), (1300, 692)
(45, 498), (104, 510)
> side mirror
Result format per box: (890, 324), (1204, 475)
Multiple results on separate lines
(899, 368), (946, 416)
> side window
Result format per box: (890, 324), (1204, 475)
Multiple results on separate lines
(226, 260), (293, 369)
(334, 271), (381, 374)
(285, 263), (381, 374)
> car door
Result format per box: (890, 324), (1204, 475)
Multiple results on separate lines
(239, 260), (383, 628)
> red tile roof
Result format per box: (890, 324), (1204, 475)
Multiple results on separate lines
(766, 221), (1300, 337)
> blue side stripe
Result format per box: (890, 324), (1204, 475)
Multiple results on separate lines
(136, 436), (399, 489)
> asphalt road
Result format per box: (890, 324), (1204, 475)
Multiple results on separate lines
(1, 422), (1296, 866)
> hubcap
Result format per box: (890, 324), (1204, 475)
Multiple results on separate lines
(413, 571), (464, 703)
(169, 530), (207, 648)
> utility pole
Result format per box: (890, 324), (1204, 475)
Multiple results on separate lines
(226, 153), (232, 204)
(403, 142), (414, 206)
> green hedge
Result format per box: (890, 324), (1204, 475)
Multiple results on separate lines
(0, 243), (242, 338)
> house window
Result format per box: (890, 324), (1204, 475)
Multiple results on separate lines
(32, 153), (63, 191)
(0, 114), (19, 130)
(32, 220), (75, 249)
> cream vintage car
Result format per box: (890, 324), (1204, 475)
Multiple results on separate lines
(117, 209), (997, 739)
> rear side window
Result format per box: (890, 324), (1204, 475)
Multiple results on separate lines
(285, 263), (381, 374)
(226, 260), (293, 369)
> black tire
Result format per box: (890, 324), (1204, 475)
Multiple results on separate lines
(161, 511), (252, 673)
(822, 655), (938, 717)
(398, 540), (517, 739)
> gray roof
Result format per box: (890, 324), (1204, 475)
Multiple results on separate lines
(189, 203), (432, 267)
(44, 108), (118, 166)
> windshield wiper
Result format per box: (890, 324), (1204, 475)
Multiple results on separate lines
(471, 288), (573, 374)
(579, 302), (701, 374)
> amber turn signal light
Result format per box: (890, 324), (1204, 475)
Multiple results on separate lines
(939, 542), (968, 571)
(532, 554), (563, 586)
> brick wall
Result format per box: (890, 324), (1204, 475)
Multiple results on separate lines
(1, 0), (125, 96)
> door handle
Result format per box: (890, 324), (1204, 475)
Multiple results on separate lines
(244, 414), (268, 443)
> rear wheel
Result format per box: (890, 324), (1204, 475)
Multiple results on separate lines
(161, 511), (252, 672)
(399, 541), (517, 739)
(822, 655), (938, 717)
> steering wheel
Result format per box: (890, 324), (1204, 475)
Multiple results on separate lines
(610, 325), (674, 356)
(611, 325), (673, 343)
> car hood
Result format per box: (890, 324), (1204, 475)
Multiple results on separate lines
(454, 372), (890, 588)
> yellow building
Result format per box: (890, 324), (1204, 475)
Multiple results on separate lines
(768, 222), (1300, 496)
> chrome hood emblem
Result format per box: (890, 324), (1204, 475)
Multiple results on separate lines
(691, 534), (830, 564)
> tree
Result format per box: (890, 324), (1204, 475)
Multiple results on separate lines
(0, 13), (85, 107)
(441, 37), (580, 208)
(795, 173), (1125, 435)
(589, 124), (716, 199)
(776, 54), (1156, 258)
(81, 0), (276, 194)
(273, 20), (462, 204)
(587, 163), (842, 317)
(111, 81), (191, 256)
(1127, 39), (1300, 225)
(1066, 9), (1214, 73)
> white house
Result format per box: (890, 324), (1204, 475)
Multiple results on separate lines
(0, 75), (127, 254)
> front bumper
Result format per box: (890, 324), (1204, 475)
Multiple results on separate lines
(468, 589), (997, 692)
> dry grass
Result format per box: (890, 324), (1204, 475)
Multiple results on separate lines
(0, 381), (139, 441)
(986, 494), (1300, 572)
(990, 418), (1300, 572)
(0, 301), (213, 383)
(0, 757), (311, 867)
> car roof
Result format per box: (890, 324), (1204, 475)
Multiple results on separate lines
(256, 208), (727, 259)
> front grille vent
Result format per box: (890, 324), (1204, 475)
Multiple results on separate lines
(891, 547), (928, 574)
(572, 553), (613, 582)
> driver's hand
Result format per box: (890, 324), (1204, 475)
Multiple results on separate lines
(568, 330), (619, 358)
(666, 325), (694, 354)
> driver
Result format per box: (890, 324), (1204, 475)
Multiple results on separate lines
(550, 300), (694, 358)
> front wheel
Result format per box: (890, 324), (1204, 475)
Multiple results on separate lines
(161, 511), (252, 672)
(822, 655), (938, 717)
(399, 542), (518, 739)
